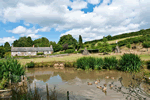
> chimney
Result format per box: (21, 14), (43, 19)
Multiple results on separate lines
(33, 45), (34, 47)
(50, 45), (52, 48)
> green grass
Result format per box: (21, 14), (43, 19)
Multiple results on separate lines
(17, 53), (150, 65)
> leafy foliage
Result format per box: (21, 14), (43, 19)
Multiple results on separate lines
(0, 57), (25, 89)
(13, 36), (33, 47)
(126, 43), (131, 49)
(63, 43), (68, 50)
(37, 52), (44, 55)
(58, 34), (77, 46)
(142, 41), (150, 48)
(84, 28), (150, 44)
(79, 35), (83, 47)
(65, 49), (75, 53)
(118, 53), (142, 72)
(26, 61), (35, 68)
(4, 52), (11, 58)
(0, 47), (5, 58)
(103, 57), (118, 70)
(98, 37), (112, 53)
(4, 42), (11, 52)
(33, 37), (49, 47)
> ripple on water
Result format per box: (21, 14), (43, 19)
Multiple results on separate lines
(26, 67), (149, 100)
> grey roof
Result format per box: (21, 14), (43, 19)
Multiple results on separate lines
(11, 47), (53, 52)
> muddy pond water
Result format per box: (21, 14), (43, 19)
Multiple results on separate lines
(25, 67), (150, 100)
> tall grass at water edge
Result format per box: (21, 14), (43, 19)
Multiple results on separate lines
(76, 53), (143, 72)
(118, 53), (143, 72)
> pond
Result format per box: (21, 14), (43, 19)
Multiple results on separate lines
(25, 67), (150, 100)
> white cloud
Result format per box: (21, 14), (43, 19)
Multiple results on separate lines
(70, 0), (87, 10)
(87, 0), (100, 4)
(7, 26), (50, 39)
(0, 36), (16, 45)
(0, 0), (150, 42)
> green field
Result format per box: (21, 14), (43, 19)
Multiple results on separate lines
(18, 53), (150, 65)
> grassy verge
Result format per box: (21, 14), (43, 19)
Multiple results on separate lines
(18, 53), (150, 65)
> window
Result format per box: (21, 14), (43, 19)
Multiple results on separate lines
(18, 52), (21, 54)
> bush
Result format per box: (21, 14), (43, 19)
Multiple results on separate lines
(76, 57), (104, 70)
(126, 43), (131, 49)
(118, 53), (142, 72)
(94, 58), (104, 70)
(37, 52), (44, 55)
(73, 51), (78, 54)
(142, 41), (150, 48)
(0, 57), (25, 89)
(77, 50), (82, 53)
(103, 57), (118, 70)
(26, 61), (35, 68)
(4, 52), (11, 58)
(65, 49), (75, 53)
(59, 51), (66, 54)
(145, 60), (150, 69)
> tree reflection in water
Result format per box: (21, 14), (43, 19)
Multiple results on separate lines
(111, 75), (150, 100)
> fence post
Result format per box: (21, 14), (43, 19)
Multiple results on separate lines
(34, 82), (37, 97)
(67, 91), (69, 100)
(46, 83), (49, 100)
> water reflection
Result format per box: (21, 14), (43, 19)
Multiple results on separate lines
(26, 68), (149, 100)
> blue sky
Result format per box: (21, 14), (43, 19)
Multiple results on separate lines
(0, 0), (149, 45)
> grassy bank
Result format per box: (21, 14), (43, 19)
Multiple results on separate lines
(18, 53), (150, 65)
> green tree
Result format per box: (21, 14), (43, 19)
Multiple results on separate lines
(34, 37), (49, 47)
(99, 37), (112, 53)
(106, 35), (112, 40)
(27, 36), (33, 47)
(0, 47), (5, 58)
(49, 41), (57, 51)
(4, 42), (11, 52)
(58, 34), (77, 46)
(12, 36), (33, 47)
(79, 35), (83, 47)
(63, 43), (68, 50)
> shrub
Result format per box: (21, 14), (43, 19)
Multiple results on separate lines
(59, 51), (65, 54)
(126, 43), (131, 49)
(73, 51), (78, 54)
(76, 57), (95, 70)
(76, 57), (104, 70)
(145, 60), (150, 69)
(37, 52), (44, 55)
(26, 61), (35, 68)
(77, 50), (82, 53)
(119, 53), (142, 72)
(65, 49), (75, 53)
(94, 58), (104, 70)
(142, 41), (150, 48)
(103, 57), (118, 70)
(4, 52), (11, 58)
(0, 57), (25, 89)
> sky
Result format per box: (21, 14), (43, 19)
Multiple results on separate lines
(0, 0), (149, 45)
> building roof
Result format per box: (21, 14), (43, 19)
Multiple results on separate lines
(11, 47), (53, 52)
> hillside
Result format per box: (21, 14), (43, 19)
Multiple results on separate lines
(84, 28), (150, 44)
